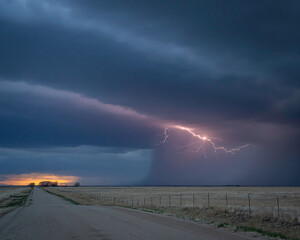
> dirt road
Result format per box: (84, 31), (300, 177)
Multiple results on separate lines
(0, 188), (264, 240)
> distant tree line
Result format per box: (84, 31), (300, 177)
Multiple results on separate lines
(31, 181), (81, 187)
(39, 181), (58, 187)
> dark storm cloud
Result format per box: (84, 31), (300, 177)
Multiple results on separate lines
(51, 0), (300, 86)
(0, 1), (299, 185)
(0, 0), (299, 128)
(0, 81), (163, 148)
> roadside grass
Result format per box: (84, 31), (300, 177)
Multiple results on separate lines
(43, 188), (80, 205)
(37, 189), (300, 240)
(0, 188), (32, 208)
(235, 226), (298, 240)
(217, 223), (228, 228)
(118, 205), (300, 240)
(6, 194), (30, 207)
(0, 187), (33, 218)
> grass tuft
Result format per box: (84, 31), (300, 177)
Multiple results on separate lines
(217, 223), (228, 228)
(236, 225), (297, 240)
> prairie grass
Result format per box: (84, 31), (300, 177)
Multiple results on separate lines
(45, 186), (300, 239)
(0, 187), (32, 217)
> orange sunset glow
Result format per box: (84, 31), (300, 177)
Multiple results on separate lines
(0, 173), (79, 186)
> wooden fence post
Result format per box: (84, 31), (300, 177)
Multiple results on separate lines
(277, 196), (280, 217)
(192, 194), (195, 207)
(208, 193), (210, 208)
(180, 194), (182, 206)
(248, 193), (251, 214)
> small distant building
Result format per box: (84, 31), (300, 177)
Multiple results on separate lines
(28, 183), (35, 187)
(74, 182), (80, 187)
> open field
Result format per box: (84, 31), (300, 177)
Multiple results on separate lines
(0, 187), (32, 217)
(0, 188), (268, 240)
(45, 186), (300, 239)
(48, 186), (300, 218)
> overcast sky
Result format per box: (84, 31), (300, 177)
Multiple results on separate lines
(0, 0), (299, 185)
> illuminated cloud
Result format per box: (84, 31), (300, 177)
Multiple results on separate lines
(0, 81), (152, 121)
(0, 146), (152, 186)
(0, 173), (79, 186)
(169, 125), (249, 154)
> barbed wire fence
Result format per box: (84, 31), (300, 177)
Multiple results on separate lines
(55, 187), (300, 221)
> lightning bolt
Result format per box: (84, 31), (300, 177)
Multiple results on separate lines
(160, 128), (169, 144)
(161, 125), (249, 154)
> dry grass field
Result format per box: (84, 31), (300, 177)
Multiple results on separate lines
(46, 186), (300, 239)
(0, 187), (28, 200)
(0, 187), (32, 217)
(49, 186), (300, 218)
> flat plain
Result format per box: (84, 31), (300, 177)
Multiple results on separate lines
(46, 186), (300, 239)
(50, 186), (300, 217)
(0, 187), (267, 240)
